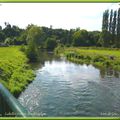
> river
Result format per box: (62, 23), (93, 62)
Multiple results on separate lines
(18, 52), (120, 117)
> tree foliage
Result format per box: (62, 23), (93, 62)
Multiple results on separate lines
(1, 7), (120, 51)
(45, 37), (57, 50)
(72, 30), (88, 46)
(26, 25), (43, 62)
(100, 8), (120, 48)
(102, 10), (109, 31)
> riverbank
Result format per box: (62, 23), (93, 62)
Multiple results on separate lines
(0, 46), (35, 96)
(55, 46), (120, 71)
(18, 50), (120, 117)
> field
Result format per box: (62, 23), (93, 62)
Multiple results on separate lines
(0, 46), (35, 96)
(55, 46), (120, 71)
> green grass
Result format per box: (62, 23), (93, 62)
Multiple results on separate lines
(55, 46), (120, 71)
(0, 46), (35, 96)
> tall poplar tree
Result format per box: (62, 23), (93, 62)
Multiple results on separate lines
(112, 10), (117, 35)
(116, 8), (120, 47)
(111, 10), (117, 46)
(102, 10), (109, 31)
(109, 9), (113, 33)
(101, 9), (110, 47)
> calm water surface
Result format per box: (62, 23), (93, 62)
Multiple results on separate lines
(18, 52), (120, 117)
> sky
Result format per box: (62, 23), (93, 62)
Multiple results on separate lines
(0, 3), (119, 31)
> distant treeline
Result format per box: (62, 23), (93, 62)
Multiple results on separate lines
(0, 23), (101, 48)
(0, 7), (120, 49)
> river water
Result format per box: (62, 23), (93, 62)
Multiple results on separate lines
(18, 52), (120, 117)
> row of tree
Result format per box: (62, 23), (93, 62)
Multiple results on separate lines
(0, 22), (24, 45)
(0, 7), (120, 51)
(100, 8), (120, 47)
(0, 23), (101, 48)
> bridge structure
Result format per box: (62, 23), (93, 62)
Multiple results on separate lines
(0, 83), (30, 117)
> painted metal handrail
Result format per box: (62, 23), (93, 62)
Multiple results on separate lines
(0, 83), (30, 117)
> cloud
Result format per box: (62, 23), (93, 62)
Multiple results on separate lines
(0, 3), (119, 31)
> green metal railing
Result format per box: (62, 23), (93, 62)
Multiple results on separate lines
(0, 83), (30, 117)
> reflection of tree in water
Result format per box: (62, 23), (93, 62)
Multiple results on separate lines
(38, 50), (59, 63)
(99, 67), (120, 78)
(30, 50), (60, 70)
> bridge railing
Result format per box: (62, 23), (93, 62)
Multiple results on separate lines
(0, 83), (30, 117)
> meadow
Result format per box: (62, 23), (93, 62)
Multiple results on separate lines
(55, 46), (120, 71)
(0, 46), (35, 96)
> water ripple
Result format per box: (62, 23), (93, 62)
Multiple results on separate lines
(18, 59), (120, 117)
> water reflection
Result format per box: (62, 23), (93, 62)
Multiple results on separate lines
(99, 67), (120, 78)
(31, 51), (120, 79)
(30, 50), (59, 70)
(18, 52), (120, 117)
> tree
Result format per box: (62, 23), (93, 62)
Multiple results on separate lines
(0, 32), (5, 43)
(0, 26), (2, 31)
(109, 9), (113, 33)
(1, 23), (23, 45)
(101, 9), (115, 47)
(4, 37), (13, 45)
(112, 11), (117, 35)
(45, 37), (57, 51)
(116, 8), (120, 47)
(102, 10), (109, 31)
(17, 31), (27, 45)
(72, 30), (89, 46)
(26, 25), (44, 45)
(88, 31), (100, 46)
(99, 30), (112, 47)
(111, 10), (117, 46)
(26, 25), (44, 62)
(3, 23), (12, 38)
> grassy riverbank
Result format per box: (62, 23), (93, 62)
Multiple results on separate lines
(55, 46), (120, 71)
(0, 46), (35, 96)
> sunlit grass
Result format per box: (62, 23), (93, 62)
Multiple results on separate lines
(56, 46), (120, 71)
(0, 46), (35, 96)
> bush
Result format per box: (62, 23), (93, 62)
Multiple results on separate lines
(26, 45), (38, 62)
(45, 37), (57, 51)
(0, 47), (35, 96)
(20, 45), (26, 52)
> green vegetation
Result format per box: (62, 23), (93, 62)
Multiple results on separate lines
(0, 7), (120, 95)
(25, 25), (44, 62)
(0, 46), (35, 96)
(45, 37), (57, 51)
(100, 8), (120, 47)
(55, 46), (120, 71)
(0, 8), (120, 50)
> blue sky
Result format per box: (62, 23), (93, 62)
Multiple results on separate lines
(0, 3), (119, 31)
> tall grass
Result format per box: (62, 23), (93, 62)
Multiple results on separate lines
(55, 46), (120, 71)
(0, 46), (35, 96)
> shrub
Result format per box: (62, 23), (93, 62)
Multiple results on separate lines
(0, 47), (35, 96)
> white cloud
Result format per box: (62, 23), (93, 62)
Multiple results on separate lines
(0, 3), (119, 31)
